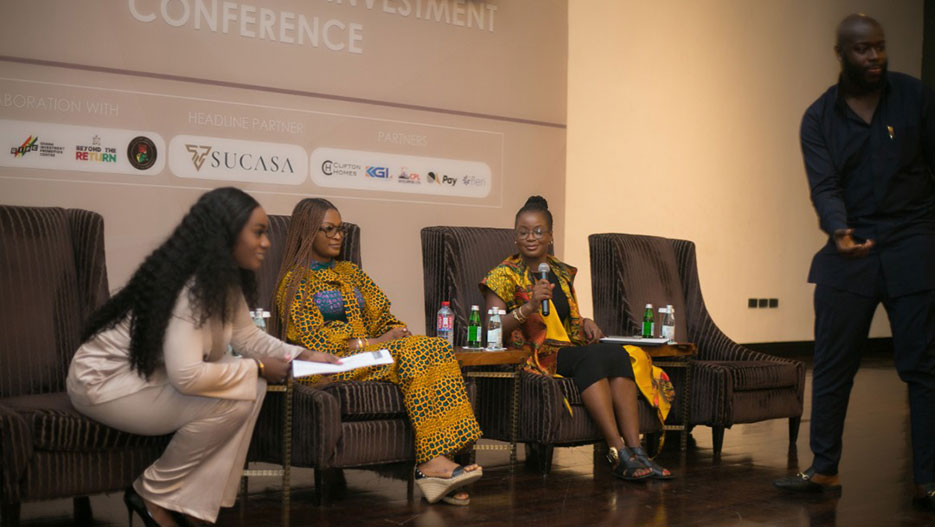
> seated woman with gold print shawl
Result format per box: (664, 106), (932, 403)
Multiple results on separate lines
(272, 198), (482, 505)
(481, 196), (675, 481)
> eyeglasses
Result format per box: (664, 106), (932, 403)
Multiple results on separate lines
(319, 224), (347, 239)
(515, 227), (549, 240)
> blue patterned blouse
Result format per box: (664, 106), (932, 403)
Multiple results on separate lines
(311, 260), (366, 322)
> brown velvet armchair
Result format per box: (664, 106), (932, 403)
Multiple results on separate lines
(588, 233), (805, 456)
(0, 206), (170, 527)
(420, 226), (661, 473)
(249, 215), (439, 501)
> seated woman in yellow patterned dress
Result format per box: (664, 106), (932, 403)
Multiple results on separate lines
(272, 198), (482, 505)
(481, 195), (675, 481)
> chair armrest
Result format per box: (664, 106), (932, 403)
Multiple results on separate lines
(518, 372), (565, 444)
(250, 382), (342, 469)
(0, 403), (32, 504)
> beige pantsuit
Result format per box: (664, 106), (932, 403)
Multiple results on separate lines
(67, 287), (303, 523)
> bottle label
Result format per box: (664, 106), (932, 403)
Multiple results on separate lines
(486, 328), (501, 349)
(661, 325), (675, 341)
(468, 326), (480, 342)
(437, 314), (452, 331)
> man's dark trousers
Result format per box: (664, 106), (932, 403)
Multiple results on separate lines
(811, 263), (935, 484)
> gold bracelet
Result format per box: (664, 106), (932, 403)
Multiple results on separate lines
(254, 358), (265, 377)
(364, 338), (370, 348)
(513, 305), (528, 323)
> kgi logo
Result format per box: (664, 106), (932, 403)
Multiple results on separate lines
(366, 166), (389, 179)
(322, 160), (333, 175)
(185, 145), (212, 171)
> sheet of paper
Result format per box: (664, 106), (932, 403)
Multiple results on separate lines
(292, 349), (394, 377)
(600, 336), (672, 346)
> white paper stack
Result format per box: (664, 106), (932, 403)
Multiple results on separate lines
(292, 349), (394, 377)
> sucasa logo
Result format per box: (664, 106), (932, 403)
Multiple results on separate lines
(366, 166), (389, 179)
(185, 144), (212, 171)
(11, 136), (38, 157)
(204, 149), (296, 173)
(127, 136), (157, 170)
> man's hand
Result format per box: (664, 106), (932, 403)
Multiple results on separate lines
(833, 228), (875, 258)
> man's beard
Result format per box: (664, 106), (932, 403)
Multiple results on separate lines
(841, 55), (888, 92)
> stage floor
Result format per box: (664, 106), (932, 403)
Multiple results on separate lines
(16, 354), (934, 526)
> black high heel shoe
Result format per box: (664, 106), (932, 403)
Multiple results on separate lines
(123, 487), (160, 527)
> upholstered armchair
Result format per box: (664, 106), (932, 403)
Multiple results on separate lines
(420, 226), (661, 473)
(0, 206), (170, 527)
(249, 215), (430, 501)
(588, 233), (805, 456)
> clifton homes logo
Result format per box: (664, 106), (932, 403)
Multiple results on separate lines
(185, 144), (212, 171)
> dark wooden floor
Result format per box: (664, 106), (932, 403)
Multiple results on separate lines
(16, 355), (935, 526)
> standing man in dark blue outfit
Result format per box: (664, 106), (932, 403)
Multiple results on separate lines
(773, 14), (935, 510)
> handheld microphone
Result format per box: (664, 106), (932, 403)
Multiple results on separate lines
(537, 262), (550, 316)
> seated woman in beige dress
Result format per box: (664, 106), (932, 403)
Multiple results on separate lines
(68, 187), (337, 526)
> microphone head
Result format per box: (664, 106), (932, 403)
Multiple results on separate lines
(537, 263), (550, 273)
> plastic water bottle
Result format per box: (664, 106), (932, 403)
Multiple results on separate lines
(436, 301), (454, 348)
(661, 305), (675, 343)
(642, 303), (654, 338)
(252, 309), (270, 333)
(467, 305), (482, 348)
(486, 308), (503, 350)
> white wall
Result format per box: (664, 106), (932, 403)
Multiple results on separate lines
(565, 0), (923, 343)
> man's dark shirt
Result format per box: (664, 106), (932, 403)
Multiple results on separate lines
(802, 71), (935, 297)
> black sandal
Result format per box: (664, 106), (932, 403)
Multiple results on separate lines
(607, 446), (652, 481)
(631, 446), (674, 480)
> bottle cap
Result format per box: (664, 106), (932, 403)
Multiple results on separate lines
(645, 303), (652, 308)
(471, 305), (479, 310)
(442, 301), (450, 306)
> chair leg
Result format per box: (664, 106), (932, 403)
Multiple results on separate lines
(73, 496), (92, 526)
(788, 417), (801, 451)
(314, 468), (346, 505)
(712, 426), (725, 457)
(524, 443), (554, 474)
(1, 503), (21, 527)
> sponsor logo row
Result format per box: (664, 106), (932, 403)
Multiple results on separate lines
(10, 133), (156, 170)
(1, 121), (491, 197)
(320, 159), (485, 189)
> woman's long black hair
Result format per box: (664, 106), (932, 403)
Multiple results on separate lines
(83, 187), (260, 379)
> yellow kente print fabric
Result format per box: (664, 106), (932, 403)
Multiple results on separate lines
(481, 254), (674, 421)
(276, 260), (481, 464)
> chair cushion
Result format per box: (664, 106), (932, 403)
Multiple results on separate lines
(2, 392), (170, 452)
(321, 381), (407, 421)
(703, 360), (800, 391)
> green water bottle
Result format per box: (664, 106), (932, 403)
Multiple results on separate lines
(467, 305), (482, 348)
(642, 303), (654, 338)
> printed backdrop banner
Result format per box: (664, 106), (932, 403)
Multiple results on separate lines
(0, 0), (567, 333)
